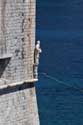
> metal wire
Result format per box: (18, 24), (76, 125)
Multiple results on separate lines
(39, 72), (83, 93)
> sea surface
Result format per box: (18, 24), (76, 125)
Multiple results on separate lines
(36, 0), (83, 124)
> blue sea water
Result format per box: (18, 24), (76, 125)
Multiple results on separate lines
(36, 0), (83, 124)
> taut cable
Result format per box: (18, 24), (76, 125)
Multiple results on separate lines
(39, 72), (83, 93)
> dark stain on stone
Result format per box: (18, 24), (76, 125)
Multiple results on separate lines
(14, 67), (17, 73)
(22, 19), (24, 33)
(21, 49), (25, 59)
(23, 0), (25, 3)
(21, 37), (25, 59)
(28, 18), (31, 22)
(15, 49), (20, 56)
(21, 37), (24, 42)
(14, 37), (17, 39)
(22, 12), (24, 17)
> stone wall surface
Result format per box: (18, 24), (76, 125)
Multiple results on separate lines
(0, 84), (39, 125)
(0, 0), (40, 125)
(0, 0), (36, 85)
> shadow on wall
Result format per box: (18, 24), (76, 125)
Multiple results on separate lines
(0, 83), (34, 96)
(0, 58), (11, 78)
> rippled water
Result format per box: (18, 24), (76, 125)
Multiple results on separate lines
(36, 75), (83, 125)
(36, 0), (83, 124)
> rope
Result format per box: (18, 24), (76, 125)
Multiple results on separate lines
(39, 72), (83, 93)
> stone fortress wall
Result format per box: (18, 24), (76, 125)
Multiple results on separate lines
(0, 0), (36, 85)
(0, 0), (39, 124)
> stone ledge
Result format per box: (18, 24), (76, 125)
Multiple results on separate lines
(0, 79), (38, 89)
(0, 54), (12, 59)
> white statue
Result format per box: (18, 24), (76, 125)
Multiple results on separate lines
(33, 40), (42, 79)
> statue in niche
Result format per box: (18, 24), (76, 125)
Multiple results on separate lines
(33, 40), (42, 79)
